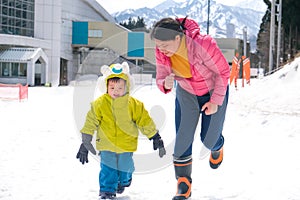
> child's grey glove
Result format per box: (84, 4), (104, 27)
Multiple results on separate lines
(76, 133), (96, 164)
(150, 132), (166, 158)
(81, 133), (97, 155)
(76, 143), (89, 164)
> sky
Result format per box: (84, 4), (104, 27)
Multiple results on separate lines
(0, 56), (300, 199)
(96, 0), (239, 14)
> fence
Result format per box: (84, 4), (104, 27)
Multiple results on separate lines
(0, 83), (28, 101)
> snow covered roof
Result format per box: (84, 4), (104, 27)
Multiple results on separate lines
(0, 48), (47, 63)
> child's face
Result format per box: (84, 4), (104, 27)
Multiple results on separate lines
(107, 79), (126, 99)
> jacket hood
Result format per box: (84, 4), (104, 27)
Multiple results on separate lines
(177, 17), (200, 39)
(98, 62), (134, 94)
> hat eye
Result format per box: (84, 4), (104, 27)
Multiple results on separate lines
(112, 67), (123, 74)
(109, 64), (123, 74)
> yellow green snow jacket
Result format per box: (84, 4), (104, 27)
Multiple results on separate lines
(80, 93), (157, 153)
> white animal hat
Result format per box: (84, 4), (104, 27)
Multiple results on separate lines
(97, 62), (135, 94)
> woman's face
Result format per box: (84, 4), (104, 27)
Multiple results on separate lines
(154, 35), (181, 57)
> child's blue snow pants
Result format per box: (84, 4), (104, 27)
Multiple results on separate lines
(99, 151), (134, 193)
(174, 84), (229, 158)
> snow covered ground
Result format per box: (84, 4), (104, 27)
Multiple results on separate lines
(1, 57), (300, 200)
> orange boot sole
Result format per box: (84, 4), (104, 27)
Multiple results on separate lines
(209, 147), (223, 169)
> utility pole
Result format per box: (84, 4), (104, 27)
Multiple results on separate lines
(276, 0), (282, 69)
(207, 0), (210, 34)
(243, 26), (247, 57)
(269, 0), (275, 73)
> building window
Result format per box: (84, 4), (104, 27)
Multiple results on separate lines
(0, 62), (27, 77)
(88, 30), (102, 38)
(19, 63), (27, 76)
(11, 63), (19, 76)
(0, 0), (35, 37)
(1, 62), (10, 76)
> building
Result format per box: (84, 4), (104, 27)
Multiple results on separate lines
(0, 0), (115, 86)
(71, 21), (156, 77)
(0, 0), (247, 86)
(214, 38), (245, 65)
(70, 22), (247, 78)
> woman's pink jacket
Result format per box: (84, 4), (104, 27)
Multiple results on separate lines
(155, 18), (230, 105)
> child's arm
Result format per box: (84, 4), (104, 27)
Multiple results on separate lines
(80, 103), (100, 135)
(76, 103), (99, 164)
(131, 98), (166, 157)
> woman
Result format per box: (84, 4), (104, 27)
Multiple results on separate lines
(150, 17), (230, 200)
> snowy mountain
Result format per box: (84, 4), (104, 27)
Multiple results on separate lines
(234, 0), (268, 12)
(154, 0), (179, 12)
(112, 0), (266, 51)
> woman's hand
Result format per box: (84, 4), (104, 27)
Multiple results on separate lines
(164, 73), (175, 89)
(201, 102), (218, 115)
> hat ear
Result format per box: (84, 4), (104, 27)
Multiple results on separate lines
(121, 62), (130, 74)
(101, 65), (111, 77)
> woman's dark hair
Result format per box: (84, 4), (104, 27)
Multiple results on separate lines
(150, 16), (188, 41)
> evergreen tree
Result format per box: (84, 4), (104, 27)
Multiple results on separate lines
(256, 0), (271, 73)
(256, 0), (299, 73)
(282, 0), (300, 56)
(119, 17), (148, 32)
